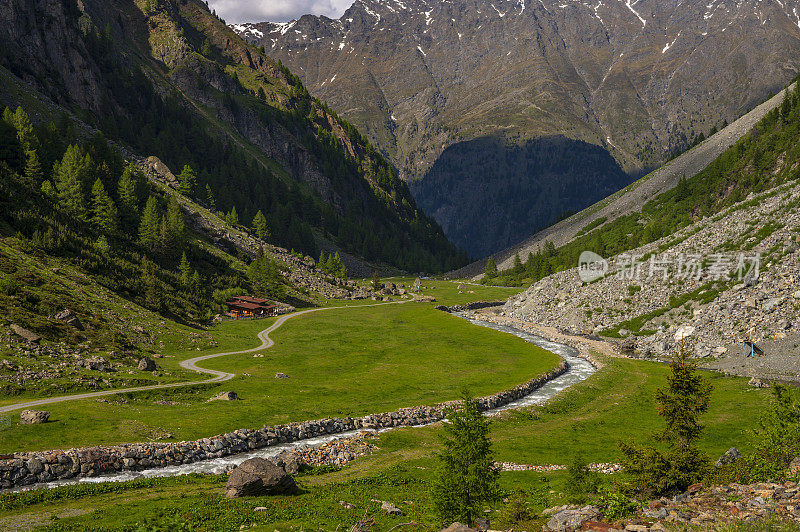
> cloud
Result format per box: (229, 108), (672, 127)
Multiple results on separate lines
(208, 0), (355, 24)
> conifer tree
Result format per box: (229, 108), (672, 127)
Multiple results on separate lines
(252, 210), (270, 241)
(333, 252), (347, 278)
(91, 178), (118, 233)
(139, 196), (161, 249)
(190, 269), (200, 292)
(431, 393), (500, 523)
(512, 253), (523, 275)
(484, 255), (497, 278)
(620, 345), (713, 496)
(205, 183), (216, 210)
(23, 149), (43, 185)
(178, 252), (192, 286)
(318, 251), (327, 270)
(226, 205), (239, 226)
(118, 165), (140, 224)
(163, 196), (185, 249)
(54, 145), (91, 221)
(177, 164), (197, 197)
(12, 107), (37, 152)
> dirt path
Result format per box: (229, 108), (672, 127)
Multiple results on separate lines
(0, 300), (410, 414)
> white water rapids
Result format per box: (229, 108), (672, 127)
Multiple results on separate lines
(22, 313), (596, 490)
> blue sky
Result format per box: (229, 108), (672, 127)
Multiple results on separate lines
(208, 0), (355, 23)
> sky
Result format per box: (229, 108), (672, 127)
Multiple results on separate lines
(207, 0), (355, 24)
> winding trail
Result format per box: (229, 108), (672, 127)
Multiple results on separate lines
(0, 301), (409, 414)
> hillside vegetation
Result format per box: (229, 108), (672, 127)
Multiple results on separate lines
(0, 0), (466, 273)
(487, 79), (800, 286)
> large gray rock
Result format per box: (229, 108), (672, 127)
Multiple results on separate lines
(716, 447), (742, 467)
(208, 391), (239, 401)
(224, 458), (297, 498)
(440, 524), (476, 532)
(20, 410), (50, 424)
(544, 505), (602, 532)
(54, 309), (83, 330)
(79, 356), (112, 372)
(137, 357), (158, 372)
(10, 324), (40, 344)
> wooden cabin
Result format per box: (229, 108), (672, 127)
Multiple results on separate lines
(225, 296), (277, 318)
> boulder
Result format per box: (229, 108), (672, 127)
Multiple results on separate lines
(440, 524), (476, 532)
(748, 377), (769, 388)
(10, 324), (40, 344)
(275, 372), (289, 379)
(224, 458), (297, 498)
(54, 309), (84, 330)
(380, 500), (403, 515)
(544, 505), (602, 531)
(619, 337), (636, 354)
(20, 410), (49, 424)
(79, 356), (112, 372)
(209, 391), (239, 401)
(674, 325), (695, 342)
(715, 447), (742, 467)
(137, 357), (158, 372)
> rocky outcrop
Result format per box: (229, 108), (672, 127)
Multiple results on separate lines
(208, 391), (238, 402)
(137, 357), (158, 372)
(10, 324), (40, 344)
(19, 410), (49, 424)
(0, 361), (567, 488)
(53, 309), (83, 331)
(224, 457), (298, 498)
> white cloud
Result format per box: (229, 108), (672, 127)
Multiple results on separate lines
(208, 0), (355, 23)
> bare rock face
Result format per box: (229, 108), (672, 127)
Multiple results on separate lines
(20, 410), (49, 424)
(224, 458), (298, 498)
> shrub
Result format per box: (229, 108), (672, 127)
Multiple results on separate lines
(564, 454), (600, 503)
(598, 486), (640, 522)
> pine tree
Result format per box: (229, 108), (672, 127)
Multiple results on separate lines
(163, 196), (185, 249)
(371, 270), (380, 291)
(118, 165), (140, 224)
(12, 107), (37, 152)
(252, 210), (270, 241)
(318, 251), (327, 271)
(247, 252), (285, 299)
(178, 252), (192, 286)
(54, 145), (91, 221)
(205, 183), (216, 210)
(484, 255), (497, 278)
(23, 149), (43, 185)
(431, 392), (500, 523)
(512, 253), (523, 275)
(91, 178), (118, 233)
(620, 345), (713, 497)
(190, 269), (200, 292)
(139, 196), (161, 249)
(226, 206), (239, 226)
(177, 164), (197, 197)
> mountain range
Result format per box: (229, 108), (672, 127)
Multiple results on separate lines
(234, 0), (800, 256)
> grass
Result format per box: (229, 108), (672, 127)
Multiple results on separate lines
(0, 292), (557, 452)
(0, 352), (776, 530)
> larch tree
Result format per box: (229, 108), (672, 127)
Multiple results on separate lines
(91, 178), (118, 233)
(118, 165), (140, 225)
(139, 196), (162, 249)
(484, 255), (497, 278)
(54, 144), (91, 221)
(252, 210), (270, 241)
(178, 164), (197, 197)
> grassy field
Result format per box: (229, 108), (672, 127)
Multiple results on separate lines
(0, 351), (776, 531)
(0, 282), (557, 452)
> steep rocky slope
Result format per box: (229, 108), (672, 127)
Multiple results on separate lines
(452, 84), (795, 276)
(504, 85), (800, 381)
(0, 0), (465, 272)
(235, 0), (800, 255)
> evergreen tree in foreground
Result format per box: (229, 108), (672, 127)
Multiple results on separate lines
(620, 344), (713, 497)
(432, 392), (500, 524)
